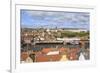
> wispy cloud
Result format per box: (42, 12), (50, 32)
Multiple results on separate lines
(21, 10), (89, 29)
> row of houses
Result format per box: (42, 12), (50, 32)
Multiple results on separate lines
(21, 46), (90, 63)
(21, 28), (89, 43)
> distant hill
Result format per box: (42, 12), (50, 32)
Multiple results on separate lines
(21, 23), (89, 30)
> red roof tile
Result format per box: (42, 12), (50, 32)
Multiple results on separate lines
(42, 48), (51, 54)
(21, 52), (29, 61)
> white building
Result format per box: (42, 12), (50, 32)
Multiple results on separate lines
(57, 37), (80, 42)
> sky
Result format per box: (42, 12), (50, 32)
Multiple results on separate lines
(20, 9), (90, 30)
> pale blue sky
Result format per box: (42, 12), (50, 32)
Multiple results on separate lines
(21, 9), (90, 30)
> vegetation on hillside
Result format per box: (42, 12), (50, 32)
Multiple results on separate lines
(60, 31), (89, 38)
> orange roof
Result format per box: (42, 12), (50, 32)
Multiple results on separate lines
(67, 52), (78, 60)
(42, 48), (51, 54)
(21, 52), (29, 61)
(59, 48), (67, 52)
(36, 55), (49, 62)
(36, 54), (61, 62)
(70, 48), (79, 53)
(50, 55), (61, 61)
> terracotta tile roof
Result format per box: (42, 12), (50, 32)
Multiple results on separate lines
(36, 54), (61, 62)
(42, 48), (51, 54)
(50, 55), (61, 61)
(68, 52), (78, 60)
(36, 55), (49, 62)
(21, 52), (29, 61)
(59, 48), (67, 52)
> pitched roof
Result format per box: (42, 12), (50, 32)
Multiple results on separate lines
(21, 52), (29, 61)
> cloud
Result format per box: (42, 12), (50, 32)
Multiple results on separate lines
(21, 10), (89, 29)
